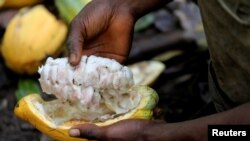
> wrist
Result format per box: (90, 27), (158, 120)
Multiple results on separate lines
(119, 0), (173, 20)
(142, 120), (167, 141)
(142, 120), (201, 141)
(177, 121), (203, 141)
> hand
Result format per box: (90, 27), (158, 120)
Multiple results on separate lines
(67, 0), (170, 66)
(67, 0), (136, 65)
(69, 119), (164, 141)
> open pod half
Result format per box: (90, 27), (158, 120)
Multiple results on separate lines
(0, 0), (41, 8)
(14, 86), (158, 141)
(1, 5), (67, 74)
(129, 61), (166, 86)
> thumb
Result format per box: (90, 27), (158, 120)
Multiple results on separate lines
(69, 124), (106, 140)
(67, 19), (84, 66)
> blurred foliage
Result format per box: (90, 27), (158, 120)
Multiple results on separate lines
(135, 13), (155, 32)
(15, 79), (41, 101)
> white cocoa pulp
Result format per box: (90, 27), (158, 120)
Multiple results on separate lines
(38, 56), (140, 122)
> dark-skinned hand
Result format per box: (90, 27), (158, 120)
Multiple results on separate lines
(69, 119), (166, 141)
(67, 0), (135, 65)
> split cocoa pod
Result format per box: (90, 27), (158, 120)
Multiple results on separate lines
(1, 5), (67, 74)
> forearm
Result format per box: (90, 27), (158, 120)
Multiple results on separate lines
(119, 0), (173, 19)
(190, 102), (250, 140)
(143, 102), (250, 141)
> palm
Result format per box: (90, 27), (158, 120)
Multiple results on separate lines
(83, 15), (134, 63)
(68, 0), (135, 65)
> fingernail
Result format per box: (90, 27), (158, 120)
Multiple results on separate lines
(69, 129), (80, 137)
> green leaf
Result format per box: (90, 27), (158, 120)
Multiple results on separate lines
(135, 13), (155, 32)
(15, 79), (41, 101)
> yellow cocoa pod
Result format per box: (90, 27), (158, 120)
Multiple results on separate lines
(0, 0), (41, 8)
(0, 0), (4, 7)
(1, 5), (68, 74)
(129, 61), (166, 86)
(14, 86), (159, 141)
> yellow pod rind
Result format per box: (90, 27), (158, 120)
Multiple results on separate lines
(1, 5), (68, 74)
(14, 86), (158, 141)
(0, 0), (4, 7)
(0, 0), (40, 8)
(129, 61), (166, 86)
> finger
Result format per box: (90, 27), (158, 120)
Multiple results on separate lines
(67, 19), (84, 66)
(69, 124), (106, 140)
